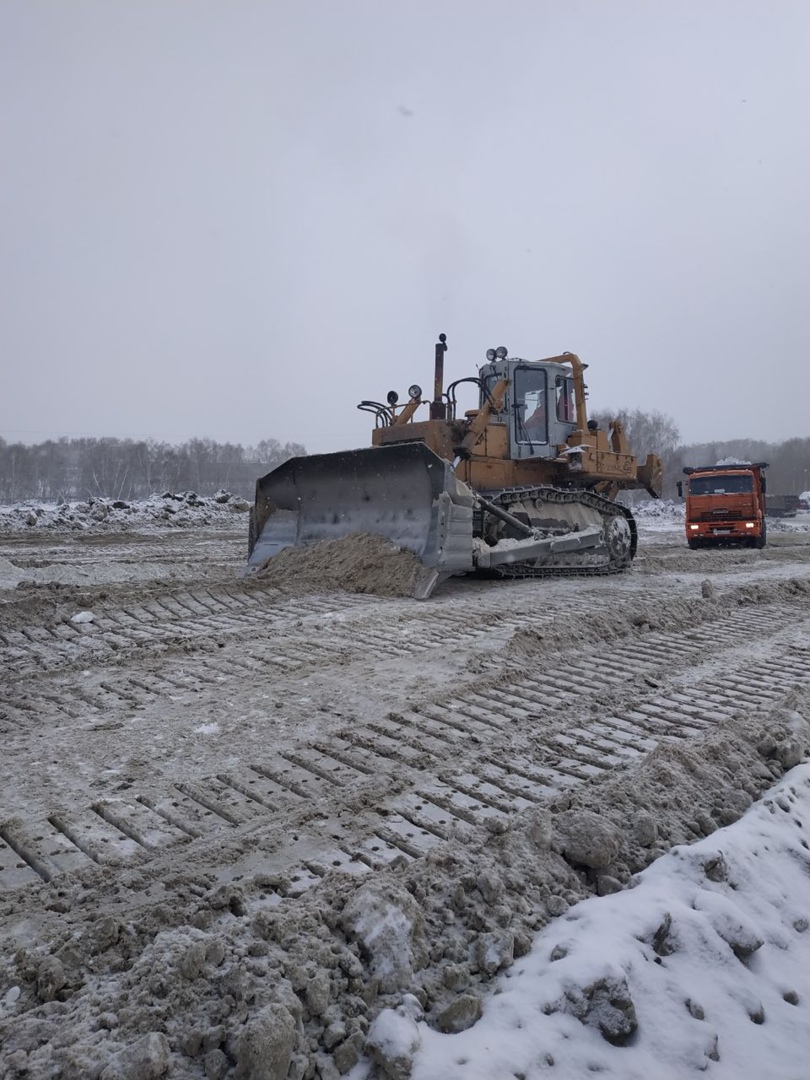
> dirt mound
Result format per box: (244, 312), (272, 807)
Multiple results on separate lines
(252, 533), (426, 598)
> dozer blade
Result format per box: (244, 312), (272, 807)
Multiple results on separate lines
(246, 443), (476, 598)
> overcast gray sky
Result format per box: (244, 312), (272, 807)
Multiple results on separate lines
(1, 0), (808, 454)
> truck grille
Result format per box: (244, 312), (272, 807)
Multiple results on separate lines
(696, 509), (743, 522)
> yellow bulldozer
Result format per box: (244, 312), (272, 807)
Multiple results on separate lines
(247, 337), (662, 597)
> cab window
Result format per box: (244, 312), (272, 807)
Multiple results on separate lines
(481, 373), (505, 413)
(556, 376), (575, 423)
(514, 367), (548, 444)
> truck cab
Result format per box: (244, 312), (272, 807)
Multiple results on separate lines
(678, 463), (768, 549)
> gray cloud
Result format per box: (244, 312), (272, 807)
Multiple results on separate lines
(1, 0), (807, 454)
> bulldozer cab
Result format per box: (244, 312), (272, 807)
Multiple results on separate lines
(480, 359), (577, 461)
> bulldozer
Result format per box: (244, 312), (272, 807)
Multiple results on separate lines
(247, 337), (662, 598)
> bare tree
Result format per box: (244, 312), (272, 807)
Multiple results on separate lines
(0, 435), (308, 503)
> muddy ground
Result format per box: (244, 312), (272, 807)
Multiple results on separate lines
(1, 511), (809, 1079)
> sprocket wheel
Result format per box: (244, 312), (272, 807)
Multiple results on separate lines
(605, 512), (633, 565)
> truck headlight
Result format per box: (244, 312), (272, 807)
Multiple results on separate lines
(689, 525), (699, 531)
(745, 522), (755, 528)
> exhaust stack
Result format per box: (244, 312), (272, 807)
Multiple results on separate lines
(429, 333), (447, 420)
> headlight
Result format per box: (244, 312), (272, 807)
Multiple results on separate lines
(408, 384), (422, 400)
(689, 525), (699, 530)
(495, 345), (508, 359)
(745, 522), (755, 528)
(486, 349), (496, 362)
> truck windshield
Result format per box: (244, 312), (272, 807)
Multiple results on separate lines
(689, 475), (754, 495)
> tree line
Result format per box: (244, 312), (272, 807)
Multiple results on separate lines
(590, 409), (810, 499)
(670, 436), (810, 499)
(1, 419), (807, 504)
(0, 436), (306, 504)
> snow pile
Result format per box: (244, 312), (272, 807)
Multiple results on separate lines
(631, 499), (683, 522)
(767, 512), (810, 535)
(0, 490), (250, 533)
(625, 499), (684, 534)
(408, 764), (810, 1080)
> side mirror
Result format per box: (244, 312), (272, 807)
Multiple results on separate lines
(676, 481), (683, 498)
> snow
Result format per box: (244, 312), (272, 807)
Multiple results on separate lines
(0, 490), (251, 535)
(69, 610), (95, 624)
(2, 493), (810, 1078)
(391, 765), (810, 1080)
(193, 722), (220, 735)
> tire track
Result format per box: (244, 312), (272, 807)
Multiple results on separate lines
(2, 599), (808, 898)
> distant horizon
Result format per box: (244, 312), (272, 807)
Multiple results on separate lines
(2, 421), (807, 454)
(2, 2), (808, 460)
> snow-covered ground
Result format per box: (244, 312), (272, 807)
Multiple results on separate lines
(2, 492), (808, 540)
(1, 500), (809, 1080)
(367, 761), (810, 1080)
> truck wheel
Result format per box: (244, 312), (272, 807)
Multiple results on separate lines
(755, 521), (767, 549)
(688, 539), (701, 550)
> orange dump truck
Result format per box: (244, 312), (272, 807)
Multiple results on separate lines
(677, 462), (768, 549)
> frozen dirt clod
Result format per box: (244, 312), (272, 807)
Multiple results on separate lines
(228, 1003), (297, 1080)
(340, 881), (430, 995)
(553, 809), (621, 869)
(433, 993), (482, 1034)
(35, 956), (66, 1003)
(560, 972), (639, 1045)
(365, 1006), (422, 1080)
(100, 1032), (170, 1080)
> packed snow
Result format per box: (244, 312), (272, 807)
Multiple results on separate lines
(377, 763), (810, 1080)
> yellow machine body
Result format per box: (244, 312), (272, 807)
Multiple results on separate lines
(247, 339), (662, 597)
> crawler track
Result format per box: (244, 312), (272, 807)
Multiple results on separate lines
(481, 485), (638, 577)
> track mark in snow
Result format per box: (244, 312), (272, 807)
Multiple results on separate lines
(91, 799), (189, 851)
(173, 780), (263, 826)
(48, 810), (145, 865)
(3, 592), (810, 898)
(251, 760), (324, 800)
(0, 833), (44, 888)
